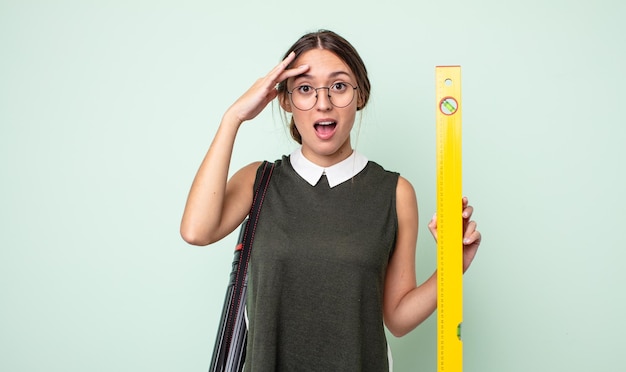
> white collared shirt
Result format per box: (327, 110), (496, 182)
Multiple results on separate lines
(289, 147), (369, 188)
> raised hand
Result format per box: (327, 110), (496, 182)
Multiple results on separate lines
(225, 51), (310, 125)
(181, 53), (310, 246)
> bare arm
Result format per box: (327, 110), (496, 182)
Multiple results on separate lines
(383, 178), (482, 337)
(180, 52), (310, 246)
(383, 176), (436, 337)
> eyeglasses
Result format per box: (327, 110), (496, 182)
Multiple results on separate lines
(287, 82), (358, 111)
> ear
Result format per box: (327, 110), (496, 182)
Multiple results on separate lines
(356, 94), (364, 111)
(279, 93), (293, 113)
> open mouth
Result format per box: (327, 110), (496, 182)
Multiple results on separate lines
(314, 121), (337, 135)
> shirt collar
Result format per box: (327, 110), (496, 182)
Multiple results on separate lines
(290, 147), (368, 188)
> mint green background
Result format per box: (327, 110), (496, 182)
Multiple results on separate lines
(1, 1), (625, 371)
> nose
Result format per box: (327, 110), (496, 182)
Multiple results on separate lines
(315, 88), (332, 110)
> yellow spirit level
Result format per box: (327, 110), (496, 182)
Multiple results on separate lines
(435, 65), (463, 372)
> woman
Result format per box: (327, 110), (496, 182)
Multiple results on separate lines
(181, 30), (481, 371)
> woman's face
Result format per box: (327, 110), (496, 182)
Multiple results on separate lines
(282, 49), (360, 167)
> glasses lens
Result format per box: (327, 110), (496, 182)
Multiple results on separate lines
(329, 83), (356, 108)
(290, 86), (316, 111)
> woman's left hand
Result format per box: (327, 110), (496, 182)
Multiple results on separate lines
(428, 196), (482, 272)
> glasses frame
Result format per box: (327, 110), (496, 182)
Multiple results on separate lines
(287, 82), (358, 111)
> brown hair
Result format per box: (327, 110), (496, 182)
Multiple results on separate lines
(276, 30), (371, 144)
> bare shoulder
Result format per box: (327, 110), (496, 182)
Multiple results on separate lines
(221, 161), (265, 236)
(226, 161), (265, 207)
(392, 175), (418, 257)
(396, 175), (418, 214)
(393, 175), (418, 254)
(229, 161), (264, 187)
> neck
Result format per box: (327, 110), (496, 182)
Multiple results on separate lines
(300, 140), (353, 167)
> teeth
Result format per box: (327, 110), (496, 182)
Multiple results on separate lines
(317, 121), (335, 125)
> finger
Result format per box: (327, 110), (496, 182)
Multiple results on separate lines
(428, 213), (437, 228)
(276, 64), (309, 85)
(428, 213), (438, 240)
(267, 51), (300, 82)
(268, 51), (295, 75)
(464, 230), (482, 246)
(463, 221), (479, 244)
(463, 220), (476, 235)
(462, 205), (474, 219)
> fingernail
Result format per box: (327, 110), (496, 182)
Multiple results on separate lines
(463, 238), (470, 244)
